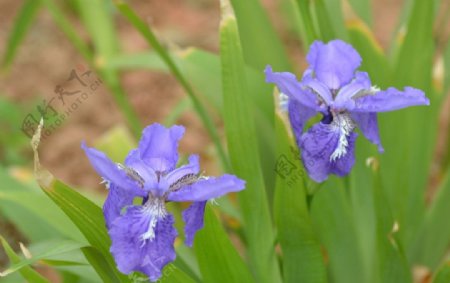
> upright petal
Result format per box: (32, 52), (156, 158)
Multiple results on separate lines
(299, 123), (356, 182)
(138, 124), (185, 172)
(182, 201), (207, 247)
(306, 40), (362, 89)
(82, 142), (145, 195)
(288, 99), (318, 141)
(351, 112), (384, 152)
(103, 183), (135, 229)
(265, 65), (321, 110)
(351, 87), (429, 112)
(109, 206), (177, 282)
(334, 72), (372, 109)
(167, 174), (245, 202)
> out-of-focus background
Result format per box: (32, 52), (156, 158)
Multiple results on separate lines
(0, 0), (449, 281)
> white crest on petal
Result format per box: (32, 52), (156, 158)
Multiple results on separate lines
(329, 112), (355, 161)
(140, 198), (167, 244)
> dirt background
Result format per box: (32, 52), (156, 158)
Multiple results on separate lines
(0, 0), (413, 190)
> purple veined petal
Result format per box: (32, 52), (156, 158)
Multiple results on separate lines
(351, 87), (429, 112)
(299, 122), (356, 182)
(138, 123), (185, 173)
(334, 72), (372, 109)
(301, 71), (333, 105)
(182, 201), (207, 247)
(306, 40), (362, 90)
(264, 65), (321, 111)
(103, 183), (135, 229)
(288, 99), (318, 142)
(82, 142), (145, 196)
(350, 112), (384, 152)
(167, 174), (245, 202)
(109, 206), (177, 282)
(125, 149), (163, 195)
(165, 155), (200, 191)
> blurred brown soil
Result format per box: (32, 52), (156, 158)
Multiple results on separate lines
(0, 0), (413, 192)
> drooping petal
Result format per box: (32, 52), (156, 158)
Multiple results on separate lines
(137, 123), (185, 172)
(82, 142), (145, 196)
(299, 122), (356, 182)
(182, 201), (207, 247)
(167, 174), (245, 202)
(103, 184), (135, 229)
(329, 132), (357, 177)
(109, 206), (177, 282)
(351, 87), (429, 112)
(265, 65), (322, 110)
(306, 40), (362, 89)
(288, 99), (318, 141)
(334, 72), (372, 109)
(165, 155), (200, 192)
(351, 112), (384, 152)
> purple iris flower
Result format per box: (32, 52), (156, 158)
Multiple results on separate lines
(82, 123), (245, 281)
(265, 39), (429, 182)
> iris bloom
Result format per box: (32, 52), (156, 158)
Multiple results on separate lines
(265, 39), (429, 182)
(82, 123), (245, 281)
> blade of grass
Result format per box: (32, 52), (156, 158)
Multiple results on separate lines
(0, 236), (50, 283)
(292, 0), (318, 48)
(229, 0), (291, 71)
(1, 0), (40, 70)
(114, 1), (230, 171)
(220, 2), (281, 282)
(273, 115), (327, 283)
(194, 206), (255, 283)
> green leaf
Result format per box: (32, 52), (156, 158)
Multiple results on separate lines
(311, 0), (336, 41)
(432, 263), (450, 283)
(37, 178), (129, 282)
(311, 179), (367, 283)
(114, 1), (230, 171)
(1, 0), (40, 70)
(0, 239), (86, 277)
(347, 0), (372, 26)
(273, 115), (327, 283)
(292, 0), (318, 48)
(0, 236), (49, 283)
(413, 169), (450, 268)
(229, 0), (291, 71)
(194, 206), (254, 283)
(220, 4), (281, 283)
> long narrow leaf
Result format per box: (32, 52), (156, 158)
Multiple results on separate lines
(220, 3), (281, 283)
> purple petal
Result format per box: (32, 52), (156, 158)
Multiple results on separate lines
(165, 155), (200, 189)
(299, 123), (356, 182)
(138, 124), (185, 172)
(307, 40), (361, 89)
(265, 65), (321, 110)
(329, 133), (357, 177)
(351, 112), (384, 152)
(167, 174), (245, 202)
(288, 99), (317, 142)
(109, 207), (177, 282)
(82, 142), (145, 196)
(124, 149), (163, 195)
(301, 71), (333, 105)
(351, 87), (429, 112)
(182, 201), (207, 247)
(103, 184), (135, 229)
(334, 72), (372, 109)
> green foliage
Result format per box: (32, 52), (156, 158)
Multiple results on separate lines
(1, 0), (449, 282)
